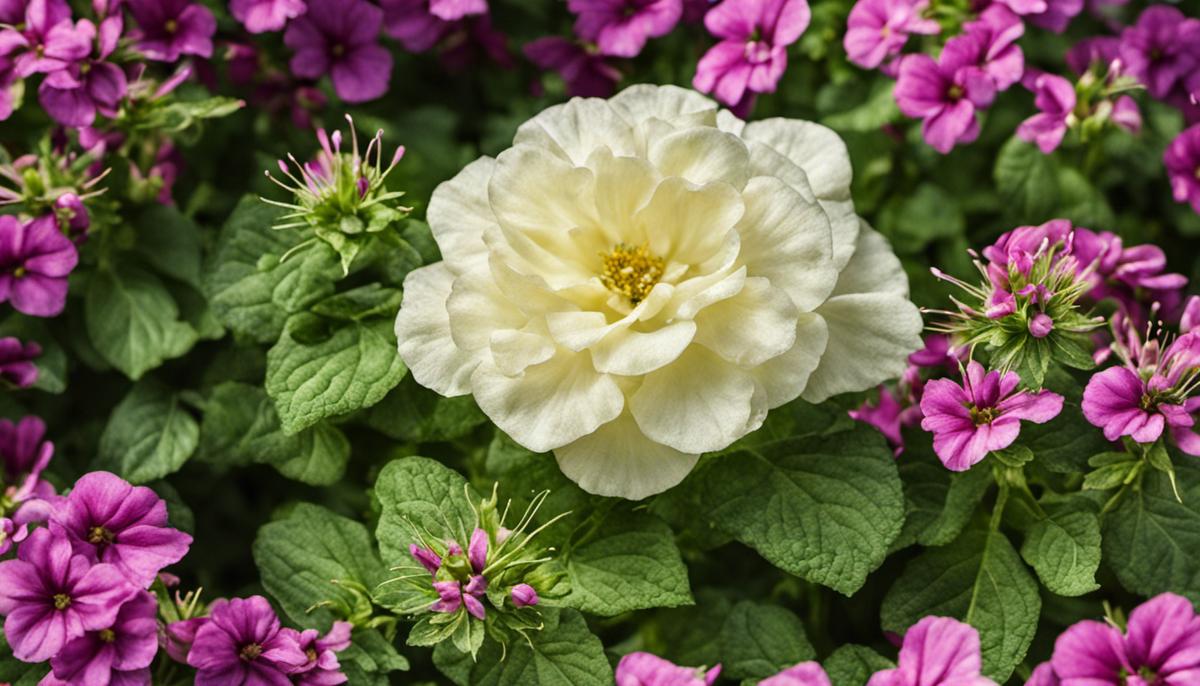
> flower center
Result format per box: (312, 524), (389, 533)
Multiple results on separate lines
(53, 593), (71, 610)
(948, 84), (964, 100)
(970, 405), (998, 425)
(1194, 165), (1200, 181)
(164, 19), (178, 34)
(1140, 393), (1157, 411)
(11, 266), (25, 278)
(98, 629), (116, 643)
(306, 648), (318, 661)
(239, 643), (263, 661)
(88, 525), (115, 547)
(600, 243), (664, 304)
(332, 43), (346, 57)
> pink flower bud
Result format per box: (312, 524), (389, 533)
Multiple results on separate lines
(511, 583), (539, 608)
(1029, 312), (1054, 338)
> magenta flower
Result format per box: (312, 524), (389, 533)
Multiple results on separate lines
(432, 576), (488, 619)
(568, 0), (683, 58)
(0, 336), (40, 388)
(381, 0), (452, 52)
(1, 415), (54, 500)
(1071, 227), (1187, 316)
(615, 653), (722, 686)
(0, 0), (91, 78)
(850, 387), (907, 451)
(1082, 366), (1200, 455)
(49, 471), (193, 588)
(0, 515), (28, 555)
(0, 527), (137, 662)
(959, 6), (1025, 92)
(279, 620), (352, 686)
(187, 596), (308, 686)
(510, 583), (539, 608)
(524, 37), (621, 97)
(867, 616), (997, 686)
(1065, 36), (1119, 77)
(920, 361), (1064, 471)
(761, 663), (833, 686)
(1183, 296), (1200, 334)
(1026, 662), (1060, 686)
(409, 543), (442, 574)
(42, 590), (158, 686)
(1049, 593), (1200, 686)
(126, 0), (216, 62)
(1025, 0), (1082, 34)
(844, 0), (938, 70)
(894, 35), (996, 154)
(693, 0), (811, 113)
(38, 15), (127, 128)
(285, 0), (393, 103)
(1017, 72), (1075, 153)
(0, 212), (79, 318)
(1165, 124), (1200, 215)
(429, 0), (488, 21)
(1119, 6), (1200, 100)
(162, 616), (207, 664)
(230, 0), (307, 34)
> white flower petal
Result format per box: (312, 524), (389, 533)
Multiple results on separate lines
(591, 320), (697, 376)
(555, 411), (700, 500)
(631, 346), (758, 453)
(488, 144), (598, 238)
(831, 222), (910, 298)
(608, 83), (719, 129)
(426, 157), (498, 274)
(636, 176), (744, 265)
(648, 127), (751, 190)
(471, 352), (624, 453)
(395, 263), (481, 396)
(489, 326), (555, 376)
(513, 97), (637, 165)
(753, 312), (830, 407)
(445, 269), (530, 352)
(695, 277), (799, 367)
(672, 265), (746, 320)
(736, 176), (837, 311)
(589, 148), (661, 245)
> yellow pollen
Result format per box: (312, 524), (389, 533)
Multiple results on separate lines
(164, 19), (178, 33)
(53, 593), (71, 610)
(600, 243), (664, 304)
(98, 629), (116, 643)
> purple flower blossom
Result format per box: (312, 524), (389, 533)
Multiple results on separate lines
(279, 620), (352, 686)
(410, 543), (442, 574)
(381, 0), (452, 52)
(1026, 662), (1060, 686)
(0, 212), (79, 318)
(0, 515), (28, 555)
(568, 0), (683, 58)
(1082, 359), (1200, 455)
(38, 15), (128, 128)
(429, 0), (488, 21)
(920, 361), (1064, 471)
(1025, 0), (1082, 34)
(1, 415), (54, 501)
(1029, 312), (1054, 338)
(285, 0), (393, 103)
(42, 590), (158, 686)
(432, 576), (488, 619)
(162, 616), (207, 664)
(49, 471), (193, 588)
(1119, 6), (1200, 100)
(187, 596), (308, 686)
(1165, 124), (1200, 215)
(959, 6), (1025, 92)
(615, 653), (722, 685)
(0, 336), (40, 388)
(0, 527), (137, 662)
(524, 37), (621, 97)
(510, 584), (539, 608)
(760, 663), (833, 686)
(850, 387), (907, 451)
(693, 0), (811, 113)
(1183, 296), (1200, 334)
(894, 36), (996, 153)
(0, 0), (92, 79)
(844, 0), (938, 70)
(1065, 36), (1119, 77)
(230, 0), (307, 34)
(126, 0), (216, 62)
(1017, 72), (1075, 153)
(868, 616), (997, 686)
(1072, 227), (1187, 317)
(1048, 593), (1200, 686)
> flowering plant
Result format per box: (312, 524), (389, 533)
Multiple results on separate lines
(1, 0), (1200, 685)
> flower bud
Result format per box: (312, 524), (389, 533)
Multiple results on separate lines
(1029, 313), (1054, 338)
(511, 583), (539, 608)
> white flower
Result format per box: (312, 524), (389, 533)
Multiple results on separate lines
(394, 85), (923, 500)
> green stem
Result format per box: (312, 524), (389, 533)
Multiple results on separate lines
(990, 481), (1011, 532)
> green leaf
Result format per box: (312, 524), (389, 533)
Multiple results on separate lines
(341, 628), (409, 675)
(198, 382), (349, 485)
(457, 608), (612, 686)
(823, 645), (895, 686)
(881, 529), (1041, 682)
(1020, 504), (1102, 596)
(995, 137), (1060, 222)
(880, 184), (965, 253)
(253, 503), (388, 629)
(265, 314), (406, 434)
(1104, 462), (1200, 601)
(1021, 403), (1112, 474)
(310, 284), (403, 321)
(1083, 452), (1141, 491)
(374, 456), (477, 568)
(895, 441), (993, 550)
(694, 428), (904, 594)
(203, 196), (338, 344)
(134, 204), (203, 288)
(85, 262), (198, 380)
(96, 379), (199, 483)
(718, 601), (815, 681)
(562, 511), (692, 616)
(364, 375), (487, 443)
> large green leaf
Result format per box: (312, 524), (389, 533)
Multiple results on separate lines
(881, 529), (1041, 682)
(894, 437), (992, 550)
(96, 379), (199, 483)
(694, 428), (904, 595)
(374, 456), (477, 567)
(994, 137), (1060, 223)
(85, 262), (197, 380)
(823, 645), (895, 686)
(364, 375), (487, 443)
(1021, 503), (1102, 597)
(718, 601), (815, 681)
(454, 608), (612, 686)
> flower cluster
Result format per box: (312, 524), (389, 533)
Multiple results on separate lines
(0, 416), (54, 555)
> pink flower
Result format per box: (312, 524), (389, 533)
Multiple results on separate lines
(524, 37), (621, 97)
(1119, 6), (1200, 100)
(0, 211), (80, 319)
(432, 576), (487, 619)
(867, 616), (998, 686)
(1025, 662), (1061, 686)
(0, 527), (137, 662)
(510, 584), (539, 608)
(844, 0), (938, 70)
(1182, 296), (1200, 334)
(569, 0), (683, 58)
(693, 0), (811, 112)
(0, 0), (92, 79)
(959, 6), (1025, 92)
(43, 590), (159, 686)
(278, 620), (352, 686)
(1025, 0), (1082, 33)
(615, 653), (721, 685)
(894, 35), (996, 153)
(0, 336), (40, 388)
(1047, 593), (1200, 686)
(230, 0), (307, 34)
(126, 0), (216, 62)
(429, 0), (487, 21)
(1165, 124), (1200, 215)
(284, 0), (394, 103)
(920, 361), (1064, 471)
(1071, 227), (1187, 318)
(37, 15), (128, 128)
(850, 386), (907, 451)
(761, 662), (834, 686)
(1017, 72), (1075, 153)
(187, 596), (308, 686)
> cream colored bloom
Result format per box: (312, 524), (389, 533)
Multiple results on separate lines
(394, 85), (923, 499)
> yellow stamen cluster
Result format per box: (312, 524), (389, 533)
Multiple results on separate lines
(600, 243), (664, 304)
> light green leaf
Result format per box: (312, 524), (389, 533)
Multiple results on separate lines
(563, 511), (692, 616)
(85, 263), (198, 380)
(881, 529), (1041, 682)
(1020, 505), (1102, 597)
(97, 379), (199, 483)
(694, 428), (904, 595)
(718, 601), (815, 681)
(374, 456), (477, 568)
(265, 314), (406, 434)
(460, 608), (612, 686)
(823, 645), (895, 686)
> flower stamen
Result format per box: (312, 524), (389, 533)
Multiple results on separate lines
(600, 243), (664, 304)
